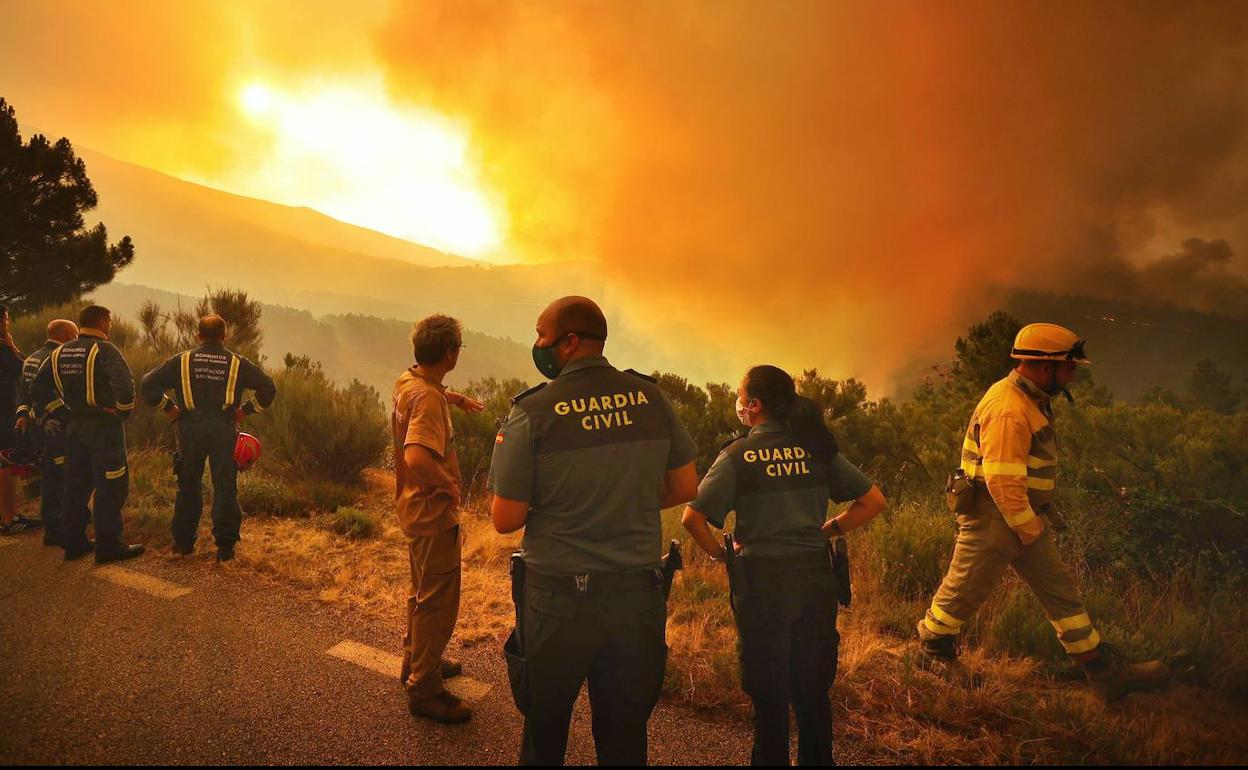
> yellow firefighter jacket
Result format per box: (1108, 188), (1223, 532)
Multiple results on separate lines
(959, 371), (1058, 542)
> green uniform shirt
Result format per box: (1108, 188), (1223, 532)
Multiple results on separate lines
(691, 421), (873, 557)
(488, 356), (697, 575)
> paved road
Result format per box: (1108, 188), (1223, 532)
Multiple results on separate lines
(0, 534), (828, 766)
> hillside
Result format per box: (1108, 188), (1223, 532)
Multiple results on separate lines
(890, 291), (1248, 402)
(75, 145), (609, 346)
(77, 146), (477, 270)
(1003, 291), (1248, 401)
(92, 283), (534, 396)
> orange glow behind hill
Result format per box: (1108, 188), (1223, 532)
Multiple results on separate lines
(224, 79), (506, 259)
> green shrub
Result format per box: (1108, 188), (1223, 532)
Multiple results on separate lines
(238, 472), (305, 517)
(250, 356), (388, 485)
(303, 477), (359, 512)
(987, 585), (1066, 662)
(867, 596), (927, 639)
(127, 448), (178, 506)
(860, 499), (955, 598)
(324, 506), (380, 539)
(449, 376), (529, 495)
(122, 343), (180, 450)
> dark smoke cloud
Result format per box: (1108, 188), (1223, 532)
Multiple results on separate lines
(376, 0), (1248, 386)
(1079, 238), (1248, 318)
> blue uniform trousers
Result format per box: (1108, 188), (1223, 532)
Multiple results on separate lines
(62, 418), (129, 549)
(732, 555), (840, 766)
(172, 417), (241, 548)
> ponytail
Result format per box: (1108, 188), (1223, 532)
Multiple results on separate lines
(742, 365), (839, 462)
(787, 395), (839, 462)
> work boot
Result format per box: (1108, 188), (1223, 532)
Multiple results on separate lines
(171, 541), (194, 556)
(400, 658), (464, 686)
(63, 540), (95, 561)
(914, 637), (982, 687)
(95, 543), (145, 565)
(1079, 645), (1170, 703)
(216, 543), (236, 562)
(408, 689), (473, 724)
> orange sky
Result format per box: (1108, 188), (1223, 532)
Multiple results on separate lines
(3, 0), (1247, 385)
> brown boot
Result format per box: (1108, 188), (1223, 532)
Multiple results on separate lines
(1080, 645), (1170, 703)
(408, 689), (473, 724)
(400, 658), (462, 686)
(914, 636), (982, 687)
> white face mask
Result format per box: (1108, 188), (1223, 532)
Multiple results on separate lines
(735, 397), (754, 427)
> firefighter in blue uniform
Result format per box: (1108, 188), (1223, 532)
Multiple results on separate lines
(489, 296), (699, 766)
(683, 365), (887, 766)
(30, 305), (144, 562)
(139, 314), (276, 561)
(14, 319), (80, 545)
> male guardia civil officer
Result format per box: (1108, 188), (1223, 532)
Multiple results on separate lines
(30, 305), (143, 562)
(140, 314), (276, 561)
(488, 296), (699, 766)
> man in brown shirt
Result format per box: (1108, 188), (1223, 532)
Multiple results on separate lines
(393, 314), (483, 723)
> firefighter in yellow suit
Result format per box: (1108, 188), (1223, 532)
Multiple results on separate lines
(917, 323), (1169, 701)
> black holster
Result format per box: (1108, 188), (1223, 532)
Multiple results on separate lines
(946, 469), (976, 514)
(660, 539), (682, 600)
(723, 533), (748, 609)
(829, 537), (852, 607)
(503, 551), (530, 714)
(171, 422), (183, 479)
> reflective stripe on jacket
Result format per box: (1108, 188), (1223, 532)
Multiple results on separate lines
(959, 371), (1057, 539)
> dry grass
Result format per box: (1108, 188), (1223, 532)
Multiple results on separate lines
(117, 459), (1248, 764)
(234, 468), (520, 646)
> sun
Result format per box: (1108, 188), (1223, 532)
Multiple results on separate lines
(229, 78), (505, 260)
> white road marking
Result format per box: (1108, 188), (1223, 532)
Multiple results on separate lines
(91, 565), (193, 599)
(445, 675), (493, 703)
(326, 640), (493, 702)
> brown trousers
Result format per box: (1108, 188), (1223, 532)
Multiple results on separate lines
(403, 525), (462, 697)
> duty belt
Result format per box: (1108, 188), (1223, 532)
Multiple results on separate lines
(742, 549), (832, 572)
(526, 567), (662, 596)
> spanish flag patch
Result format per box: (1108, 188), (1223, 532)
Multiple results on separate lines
(495, 431), (505, 444)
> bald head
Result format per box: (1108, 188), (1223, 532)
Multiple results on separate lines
(540, 296), (608, 342)
(47, 319), (78, 344)
(198, 314), (227, 342)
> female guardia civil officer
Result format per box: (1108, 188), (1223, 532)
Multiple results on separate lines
(682, 365), (886, 766)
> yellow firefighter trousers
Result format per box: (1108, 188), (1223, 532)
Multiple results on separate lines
(917, 490), (1101, 655)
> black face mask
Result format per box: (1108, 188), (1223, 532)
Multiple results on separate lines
(1040, 366), (1075, 403)
(532, 335), (569, 380)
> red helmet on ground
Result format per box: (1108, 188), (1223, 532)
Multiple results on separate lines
(233, 432), (262, 471)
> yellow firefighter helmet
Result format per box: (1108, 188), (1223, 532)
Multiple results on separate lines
(1010, 323), (1090, 364)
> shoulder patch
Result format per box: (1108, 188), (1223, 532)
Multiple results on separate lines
(511, 382), (547, 404)
(719, 432), (747, 452)
(623, 368), (657, 384)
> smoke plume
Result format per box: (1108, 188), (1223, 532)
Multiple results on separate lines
(376, 0), (1248, 385)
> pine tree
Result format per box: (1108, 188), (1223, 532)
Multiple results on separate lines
(0, 97), (134, 313)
